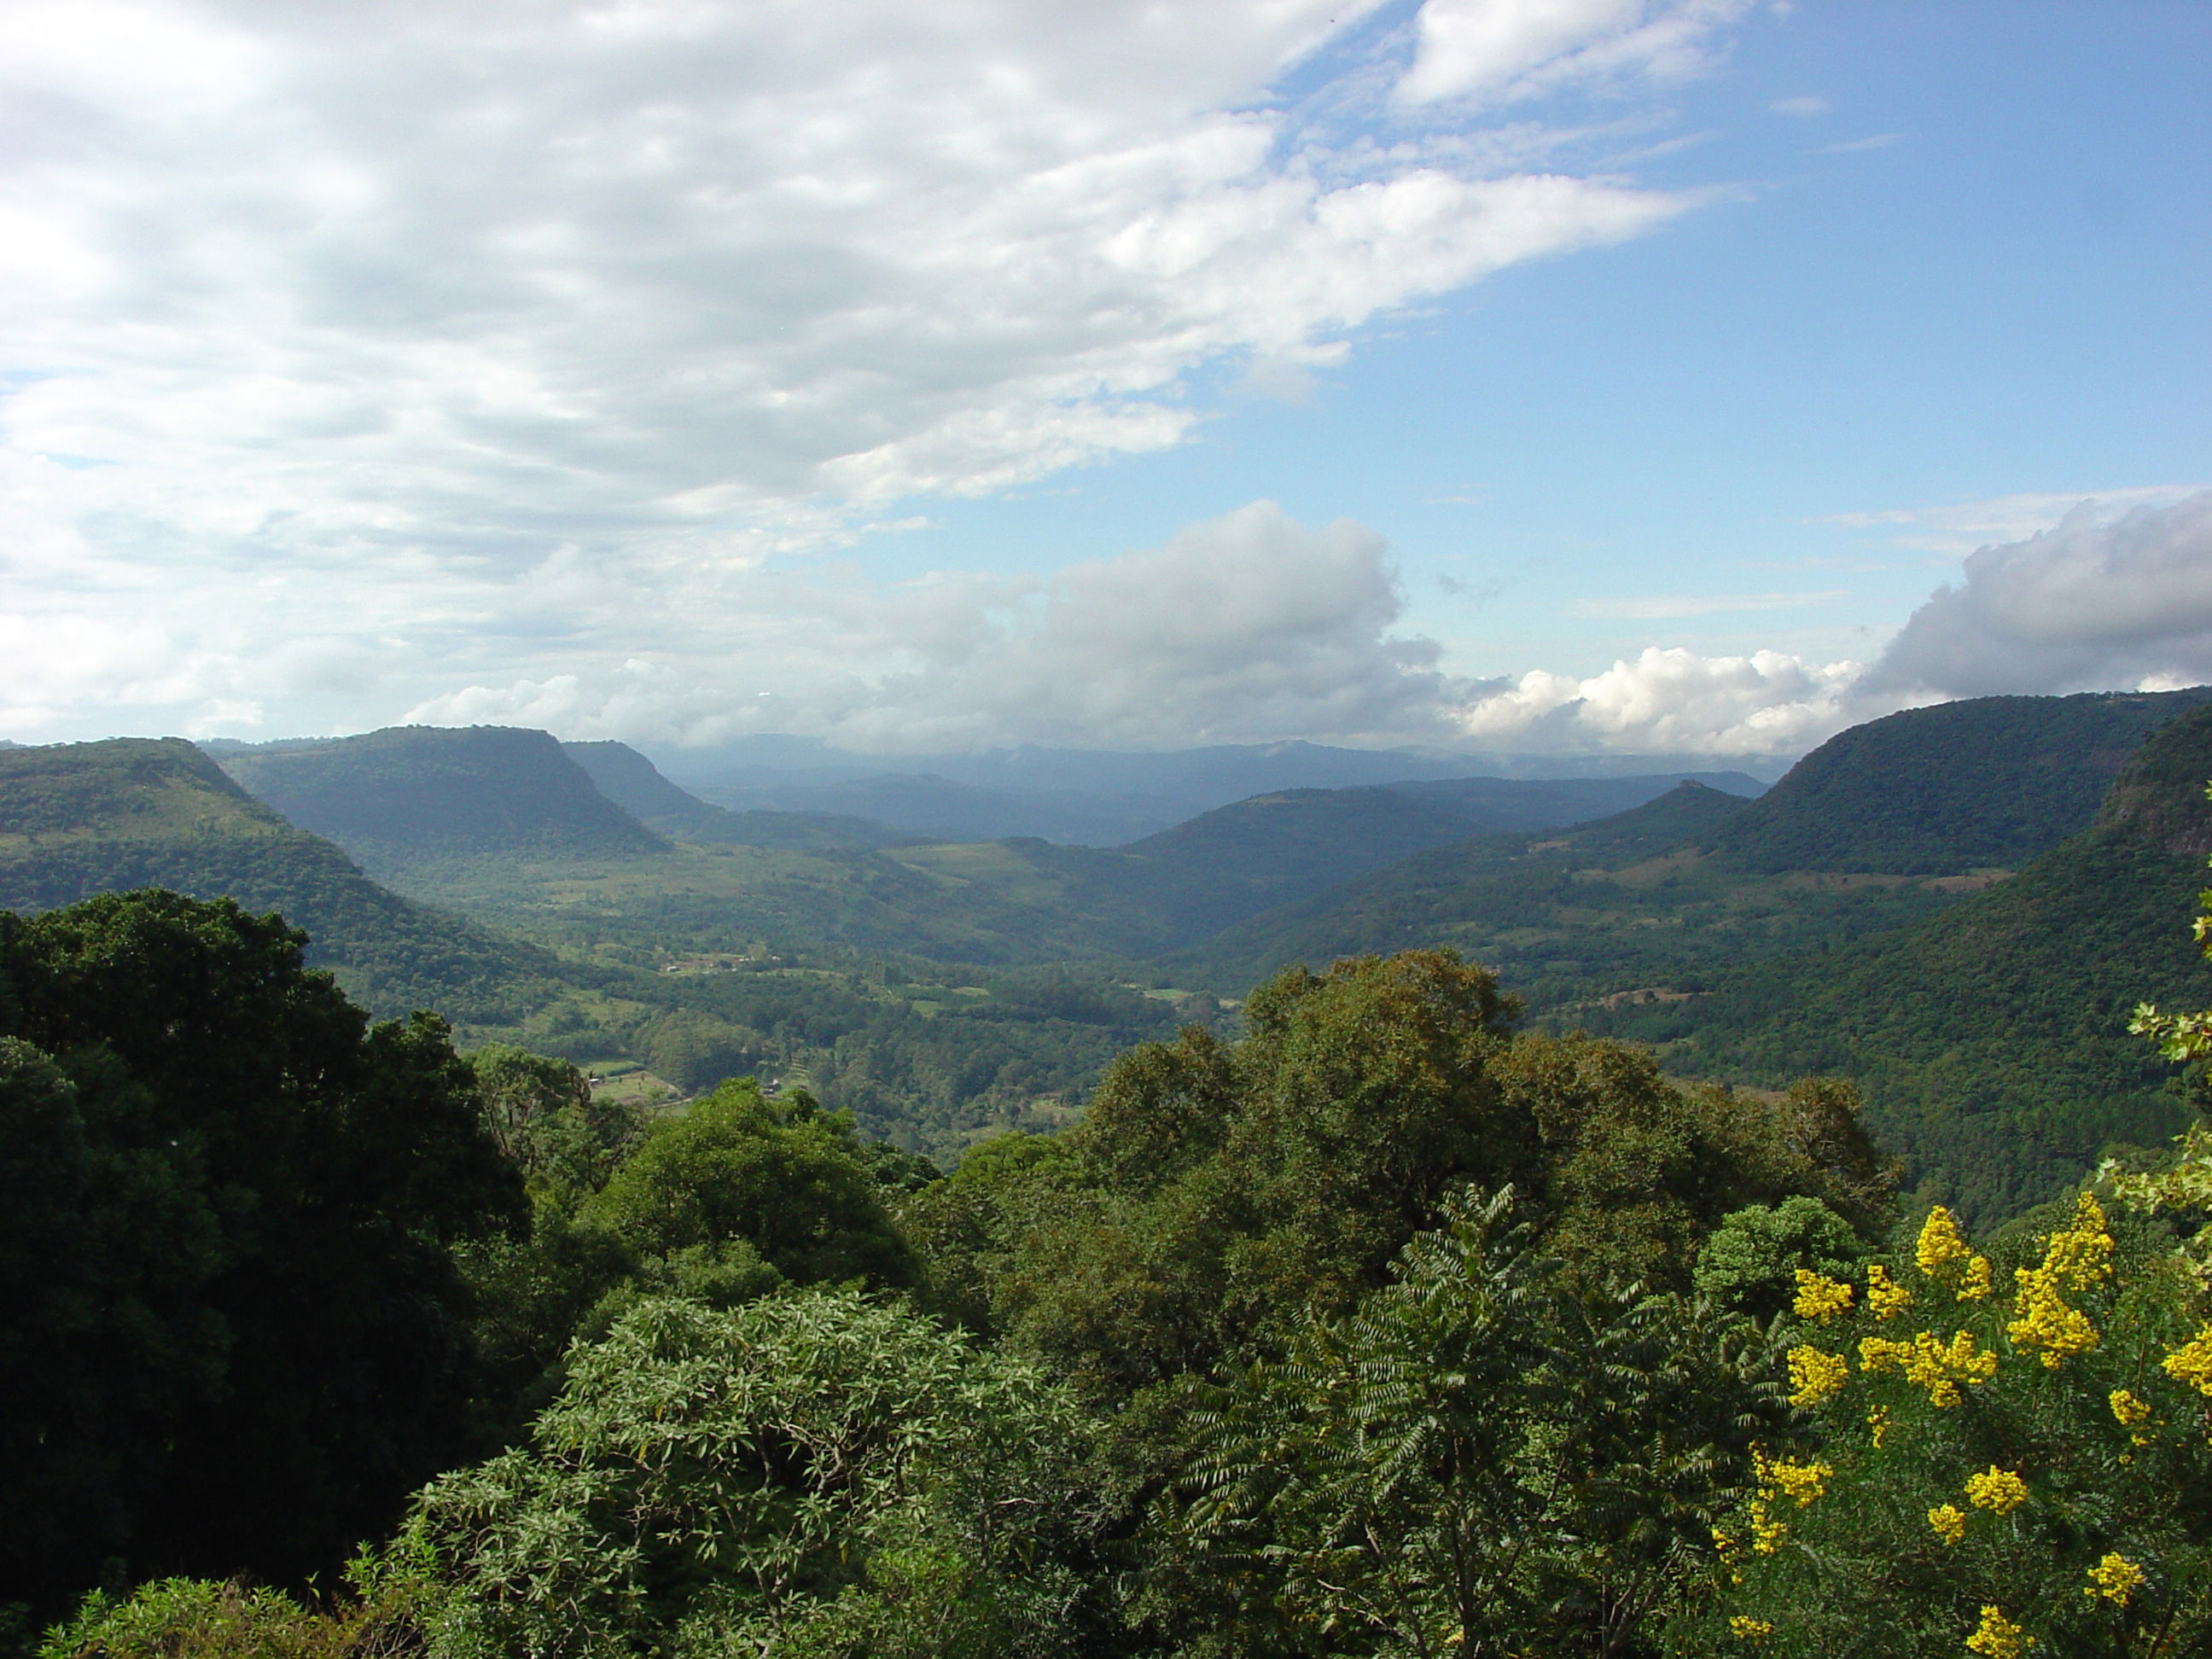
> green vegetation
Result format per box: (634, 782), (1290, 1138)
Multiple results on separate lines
(0, 890), (521, 1614)
(1695, 687), (2212, 875)
(13, 841), (2212, 1656)
(1593, 704), (2212, 1225)
(0, 738), (573, 1027)
(213, 726), (668, 876)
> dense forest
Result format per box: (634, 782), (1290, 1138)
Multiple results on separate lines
(4, 875), (2210, 1656)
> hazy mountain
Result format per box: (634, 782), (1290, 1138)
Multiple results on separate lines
(0, 737), (568, 1027)
(655, 736), (1782, 846)
(561, 740), (907, 850)
(684, 771), (1187, 847)
(214, 726), (668, 876)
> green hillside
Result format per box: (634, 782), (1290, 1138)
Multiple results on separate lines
(0, 738), (569, 1026)
(1169, 780), (1971, 998)
(215, 725), (668, 875)
(0, 738), (1196, 1162)
(1384, 769), (1764, 826)
(1695, 686), (2212, 874)
(562, 740), (905, 850)
(1593, 702), (2212, 1224)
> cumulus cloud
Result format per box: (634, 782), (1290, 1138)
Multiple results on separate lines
(0, 0), (1760, 747)
(1865, 491), (2212, 698)
(405, 501), (1473, 751)
(1453, 646), (1866, 754)
(402, 500), (1873, 759)
(0, 1), (1702, 566)
(1823, 484), (2207, 556)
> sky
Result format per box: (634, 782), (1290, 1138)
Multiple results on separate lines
(1, 0), (2208, 760)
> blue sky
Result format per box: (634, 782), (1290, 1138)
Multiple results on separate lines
(2, 1), (2207, 757)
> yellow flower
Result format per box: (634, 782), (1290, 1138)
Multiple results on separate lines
(1964, 1466), (2027, 1514)
(1730, 1615), (1775, 1640)
(2083, 1552), (2145, 1608)
(1929, 1503), (1966, 1545)
(1788, 1344), (1850, 1406)
(1868, 1405), (1890, 1447)
(2042, 1195), (2116, 1291)
(1750, 1500), (1786, 1555)
(1959, 1254), (1992, 1301)
(1755, 1451), (1832, 1507)
(1861, 1329), (1999, 1407)
(1965, 1605), (2033, 1658)
(2163, 1324), (2212, 1397)
(2007, 1267), (2098, 1368)
(1916, 1208), (1993, 1301)
(2110, 1388), (2153, 1446)
(1866, 1263), (1912, 1320)
(2005, 1197), (2112, 1368)
(1794, 1268), (1855, 1324)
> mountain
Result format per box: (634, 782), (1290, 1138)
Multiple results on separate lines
(0, 737), (569, 1027)
(561, 740), (906, 850)
(657, 736), (1784, 847)
(0, 737), (1197, 1163)
(1598, 701), (2212, 1225)
(215, 726), (668, 876)
(1383, 771), (1765, 829)
(1695, 687), (2212, 874)
(1172, 780), (1795, 994)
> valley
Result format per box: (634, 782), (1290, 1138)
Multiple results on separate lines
(6, 684), (2209, 1208)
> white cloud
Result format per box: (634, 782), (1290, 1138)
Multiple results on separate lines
(1769, 95), (1827, 117)
(0, 0), (1752, 746)
(1397, 0), (1754, 107)
(1866, 491), (2212, 697)
(400, 501), (1879, 759)
(1452, 645), (1866, 754)
(405, 501), (1471, 751)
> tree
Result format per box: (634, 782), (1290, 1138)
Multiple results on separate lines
(1696, 1197), (2212, 1656)
(1150, 1186), (1790, 1657)
(395, 1290), (1110, 1658)
(0, 890), (523, 1609)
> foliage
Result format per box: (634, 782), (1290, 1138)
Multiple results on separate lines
(395, 1289), (1109, 1658)
(1694, 1196), (1871, 1320)
(1148, 1186), (1791, 1658)
(1603, 706), (2212, 1225)
(923, 952), (1890, 1410)
(0, 889), (524, 1611)
(36, 1568), (433, 1659)
(1694, 688), (2211, 876)
(1690, 1196), (2212, 1656)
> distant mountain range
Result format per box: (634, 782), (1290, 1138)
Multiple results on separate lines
(14, 686), (2212, 1206)
(651, 734), (1783, 846)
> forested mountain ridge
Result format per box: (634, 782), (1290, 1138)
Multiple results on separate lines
(0, 737), (1199, 1160)
(562, 740), (908, 851)
(1693, 686), (2212, 875)
(214, 725), (669, 875)
(0, 737), (571, 1027)
(1593, 701), (2212, 1222)
(1168, 777), (1953, 998)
